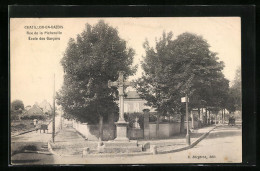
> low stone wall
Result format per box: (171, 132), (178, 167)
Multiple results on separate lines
(169, 123), (181, 136)
(72, 120), (115, 141)
(87, 124), (116, 141)
(128, 128), (143, 139)
(148, 121), (199, 139)
(149, 123), (173, 139)
(70, 118), (199, 140)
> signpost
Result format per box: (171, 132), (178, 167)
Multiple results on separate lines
(182, 94), (190, 145)
(181, 97), (189, 103)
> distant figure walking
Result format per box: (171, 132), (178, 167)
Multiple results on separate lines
(33, 119), (38, 127)
(35, 120), (48, 133)
(228, 116), (235, 126)
(35, 120), (41, 133)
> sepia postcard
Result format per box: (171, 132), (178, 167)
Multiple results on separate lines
(10, 14), (244, 165)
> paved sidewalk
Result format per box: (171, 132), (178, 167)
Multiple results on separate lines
(139, 126), (216, 153)
(12, 130), (52, 143)
(52, 125), (240, 164)
(50, 126), (98, 155)
(50, 124), (216, 156)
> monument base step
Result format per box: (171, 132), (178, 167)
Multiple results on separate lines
(100, 140), (143, 153)
(104, 140), (138, 147)
(102, 146), (143, 153)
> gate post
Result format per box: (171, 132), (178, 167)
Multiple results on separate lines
(143, 109), (150, 139)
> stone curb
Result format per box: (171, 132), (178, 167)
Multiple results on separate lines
(48, 125), (216, 158)
(47, 140), (153, 157)
(11, 127), (61, 138)
(11, 129), (36, 137)
(158, 125), (216, 154)
(11, 120), (54, 137)
(74, 129), (88, 140)
(47, 142), (73, 157)
(23, 149), (53, 155)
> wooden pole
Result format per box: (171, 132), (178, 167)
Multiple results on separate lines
(186, 94), (190, 145)
(52, 74), (55, 143)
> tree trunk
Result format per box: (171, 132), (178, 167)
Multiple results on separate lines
(201, 108), (204, 121)
(205, 108), (208, 125)
(209, 111), (211, 124)
(200, 108), (203, 128)
(99, 115), (103, 141)
(180, 112), (185, 133)
(198, 107), (201, 121)
(222, 109), (224, 124)
(224, 109), (226, 124)
(156, 114), (160, 138)
(215, 113), (217, 125)
(191, 110), (194, 129)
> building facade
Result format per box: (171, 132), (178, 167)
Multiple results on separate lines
(124, 91), (156, 113)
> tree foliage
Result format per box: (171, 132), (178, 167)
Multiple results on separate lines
(11, 100), (24, 111)
(57, 20), (136, 124)
(135, 32), (229, 118)
(226, 66), (241, 112)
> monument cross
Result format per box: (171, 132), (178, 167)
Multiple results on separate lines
(101, 71), (143, 152)
(108, 71), (132, 122)
(108, 71), (133, 141)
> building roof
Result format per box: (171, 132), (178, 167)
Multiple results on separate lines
(24, 106), (31, 112)
(39, 100), (52, 112)
(22, 104), (45, 116)
(125, 91), (141, 99)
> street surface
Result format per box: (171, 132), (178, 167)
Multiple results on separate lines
(12, 115), (61, 143)
(53, 124), (242, 164)
(11, 124), (242, 165)
(11, 115), (62, 165)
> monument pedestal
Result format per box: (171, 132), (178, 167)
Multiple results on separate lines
(101, 121), (143, 153)
(114, 121), (129, 141)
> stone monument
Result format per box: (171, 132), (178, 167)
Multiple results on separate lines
(108, 71), (131, 141)
(102, 71), (143, 153)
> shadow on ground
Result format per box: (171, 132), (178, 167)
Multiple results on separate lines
(11, 153), (55, 165)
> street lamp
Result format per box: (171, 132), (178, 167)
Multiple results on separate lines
(181, 94), (190, 145)
(181, 73), (194, 145)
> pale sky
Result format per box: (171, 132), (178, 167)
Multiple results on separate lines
(10, 17), (241, 106)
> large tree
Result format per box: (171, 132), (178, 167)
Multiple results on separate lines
(136, 32), (228, 133)
(57, 20), (136, 139)
(231, 66), (241, 111)
(11, 99), (24, 121)
(226, 66), (241, 113)
(11, 99), (24, 111)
